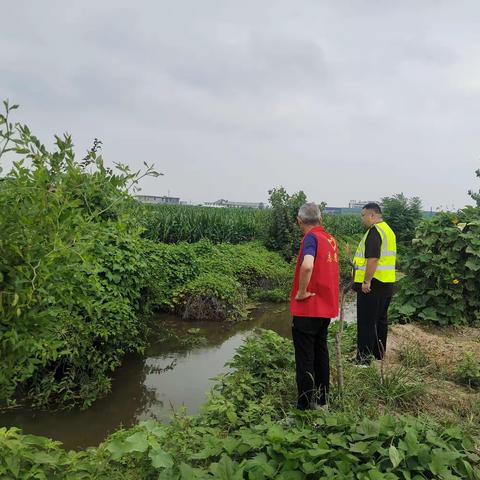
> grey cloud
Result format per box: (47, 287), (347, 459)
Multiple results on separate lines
(1, 0), (480, 209)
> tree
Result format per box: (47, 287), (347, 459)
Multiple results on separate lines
(381, 193), (423, 243)
(266, 187), (307, 261)
(468, 167), (480, 207)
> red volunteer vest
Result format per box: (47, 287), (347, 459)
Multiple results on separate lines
(290, 226), (340, 318)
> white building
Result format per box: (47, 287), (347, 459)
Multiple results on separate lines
(204, 199), (265, 209)
(135, 195), (180, 205)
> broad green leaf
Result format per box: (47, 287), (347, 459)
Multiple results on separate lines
(350, 441), (369, 454)
(368, 469), (385, 480)
(124, 431), (149, 453)
(389, 445), (403, 469)
(4, 455), (20, 477)
(307, 448), (331, 457)
(226, 410), (238, 424)
(149, 448), (174, 469)
(106, 438), (128, 460)
(266, 425), (285, 443)
(179, 462), (200, 479)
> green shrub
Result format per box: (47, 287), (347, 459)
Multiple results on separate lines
(391, 208), (480, 326)
(143, 240), (293, 322)
(175, 273), (248, 323)
(213, 242), (292, 296)
(0, 102), (160, 409)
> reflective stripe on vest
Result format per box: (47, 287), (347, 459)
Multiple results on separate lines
(353, 221), (396, 283)
(355, 265), (396, 271)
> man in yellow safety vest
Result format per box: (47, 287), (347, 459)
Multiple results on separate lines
(352, 202), (396, 365)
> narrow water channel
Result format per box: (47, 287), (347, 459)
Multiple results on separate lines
(0, 302), (356, 450)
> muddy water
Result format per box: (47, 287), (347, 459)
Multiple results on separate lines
(0, 302), (355, 450)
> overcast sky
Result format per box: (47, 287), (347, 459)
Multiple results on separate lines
(1, 1), (480, 209)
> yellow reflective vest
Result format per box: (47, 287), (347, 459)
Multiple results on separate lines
(353, 221), (396, 283)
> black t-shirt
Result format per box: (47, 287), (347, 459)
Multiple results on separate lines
(354, 227), (394, 296)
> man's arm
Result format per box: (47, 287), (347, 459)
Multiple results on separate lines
(295, 254), (316, 300)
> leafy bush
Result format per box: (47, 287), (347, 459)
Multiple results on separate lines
(0, 102), (160, 409)
(175, 273), (248, 323)
(142, 240), (293, 322)
(391, 208), (480, 326)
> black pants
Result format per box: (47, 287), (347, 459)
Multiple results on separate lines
(292, 316), (330, 410)
(356, 291), (392, 363)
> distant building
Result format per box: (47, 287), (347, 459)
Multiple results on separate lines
(323, 207), (343, 215)
(324, 202), (435, 217)
(204, 199), (265, 209)
(135, 195), (180, 205)
(348, 200), (381, 209)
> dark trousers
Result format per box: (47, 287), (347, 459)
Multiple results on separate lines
(356, 291), (392, 363)
(292, 316), (330, 409)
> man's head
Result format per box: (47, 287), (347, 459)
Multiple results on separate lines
(361, 202), (382, 227)
(297, 202), (322, 233)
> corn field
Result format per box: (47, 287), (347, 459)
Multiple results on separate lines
(139, 204), (364, 245)
(323, 214), (364, 240)
(139, 205), (270, 244)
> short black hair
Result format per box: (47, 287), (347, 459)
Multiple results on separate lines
(363, 202), (382, 214)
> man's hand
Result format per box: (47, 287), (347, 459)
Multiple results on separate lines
(295, 291), (316, 301)
(361, 281), (371, 294)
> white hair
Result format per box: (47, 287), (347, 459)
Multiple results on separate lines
(297, 202), (322, 225)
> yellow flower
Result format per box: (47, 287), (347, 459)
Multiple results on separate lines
(452, 279), (460, 285)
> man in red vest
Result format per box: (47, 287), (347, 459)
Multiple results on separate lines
(290, 203), (339, 410)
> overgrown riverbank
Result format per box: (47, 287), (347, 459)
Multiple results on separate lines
(1, 326), (479, 479)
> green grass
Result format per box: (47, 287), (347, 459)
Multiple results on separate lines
(398, 342), (431, 369)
